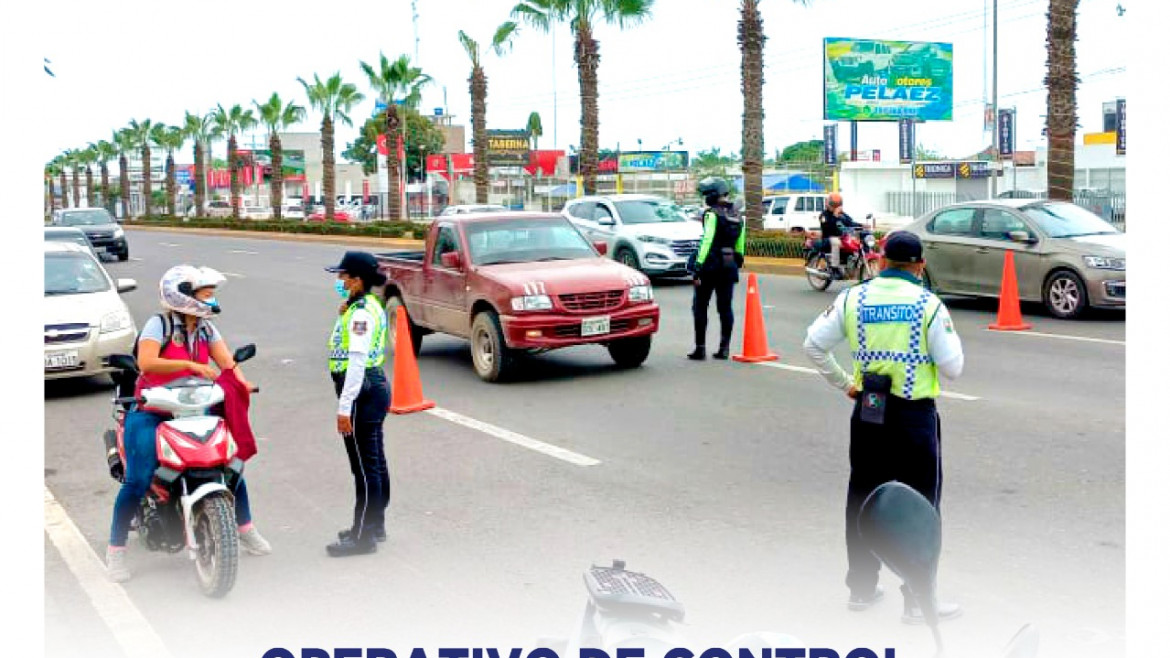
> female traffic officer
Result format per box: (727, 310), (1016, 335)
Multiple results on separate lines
(324, 252), (391, 557)
(688, 177), (746, 360)
(106, 265), (271, 582)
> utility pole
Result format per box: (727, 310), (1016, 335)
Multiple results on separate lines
(991, 0), (999, 197)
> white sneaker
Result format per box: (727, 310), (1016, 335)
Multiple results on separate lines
(105, 547), (131, 583)
(239, 526), (272, 556)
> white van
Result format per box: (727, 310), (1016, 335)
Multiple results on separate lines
(761, 194), (829, 233)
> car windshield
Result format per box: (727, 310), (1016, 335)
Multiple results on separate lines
(1022, 202), (1120, 238)
(46, 232), (91, 249)
(613, 199), (688, 224)
(59, 209), (114, 226)
(465, 217), (597, 265)
(45, 252), (110, 295)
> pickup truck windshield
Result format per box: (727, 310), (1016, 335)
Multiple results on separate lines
(465, 218), (597, 265)
(613, 200), (688, 224)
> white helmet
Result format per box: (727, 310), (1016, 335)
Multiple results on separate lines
(159, 265), (226, 317)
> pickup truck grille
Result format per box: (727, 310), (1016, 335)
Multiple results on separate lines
(552, 319), (633, 338)
(45, 323), (91, 344)
(671, 240), (700, 257)
(559, 290), (624, 313)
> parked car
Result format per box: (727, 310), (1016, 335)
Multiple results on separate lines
(44, 242), (138, 381)
(281, 202), (305, 220)
(901, 199), (1125, 319)
(44, 226), (97, 257)
(308, 210), (352, 222)
(239, 201), (274, 220)
(563, 194), (702, 276)
(50, 208), (128, 261)
(376, 213), (659, 382)
(439, 204), (509, 216)
(206, 200), (234, 218)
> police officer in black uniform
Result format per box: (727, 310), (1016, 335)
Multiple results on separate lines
(688, 177), (746, 360)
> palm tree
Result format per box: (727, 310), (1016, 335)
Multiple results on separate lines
(46, 158), (63, 213)
(299, 72), (365, 221)
(360, 54), (431, 220)
(458, 24), (519, 204)
(127, 119), (157, 217)
(255, 93), (307, 220)
(61, 149), (82, 208)
(153, 125), (185, 218)
(55, 154), (71, 210)
(93, 139), (117, 211)
(527, 111), (543, 151)
(115, 129), (136, 218)
(739, 0), (766, 229)
(512, 0), (654, 196)
(1045, 0), (1078, 201)
(183, 111), (219, 217)
(210, 104), (258, 220)
(78, 146), (99, 207)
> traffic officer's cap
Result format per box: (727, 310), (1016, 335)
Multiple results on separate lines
(882, 231), (924, 263)
(326, 251), (386, 286)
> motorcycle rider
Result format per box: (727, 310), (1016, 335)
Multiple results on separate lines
(688, 177), (746, 361)
(106, 265), (271, 582)
(819, 192), (864, 279)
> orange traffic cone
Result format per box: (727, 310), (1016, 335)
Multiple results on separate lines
(988, 250), (1033, 331)
(389, 306), (435, 414)
(733, 273), (780, 363)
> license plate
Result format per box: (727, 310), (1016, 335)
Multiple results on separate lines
(581, 316), (611, 337)
(45, 350), (80, 370)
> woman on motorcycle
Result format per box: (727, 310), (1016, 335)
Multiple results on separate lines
(106, 265), (271, 582)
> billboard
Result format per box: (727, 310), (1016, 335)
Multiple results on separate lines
(616, 151), (688, 173)
(485, 129), (530, 165)
(247, 149), (306, 182)
(824, 37), (954, 121)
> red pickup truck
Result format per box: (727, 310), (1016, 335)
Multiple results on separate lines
(376, 213), (660, 382)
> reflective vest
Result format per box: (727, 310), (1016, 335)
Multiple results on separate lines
(843, 276), (943, 400)
(328, 294), (387, 373)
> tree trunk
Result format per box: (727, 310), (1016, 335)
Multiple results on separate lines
(142, 146), (154, 218)
(386, 106), (403, 220)
(739, 0), (766, 230)
(100, 163), (110, 212)
(229, 135), (240, 220)
(119, 155), (131, 219)
(166, 153), (176, 217)
(471, 66), (489, 204)
(61, 171), (70, 209)
(271, 133), (284, 220)
(323, 117), (336, 221)
(194, 141), (206, 217)
(1045, 0), (1079, 202)
(45, 173), (53, 215)
(72, 167), (81, 208)
(84, 166), (94, 208)
(575, 22), (600, 196)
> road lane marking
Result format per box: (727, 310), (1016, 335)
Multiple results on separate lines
(129, 257), (144, 262)
(425, 407), (601, 467)
(159, 242), (181, 247)
(752, 361), (981, 401)
(43, 486), (173, 658)
(986, 329), (1124, 346)
(228, 249), (259, 255)
(222, 272), (246, 278)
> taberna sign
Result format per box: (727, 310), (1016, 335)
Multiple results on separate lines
(998, 109), (1015, 158)
(824, 125), (838, 165)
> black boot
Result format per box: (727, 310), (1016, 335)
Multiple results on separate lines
(338, 527), (387, 543)
(687, 346), (706, 360)
(326, 534), (378, 557)
(713, 339), (731, 360)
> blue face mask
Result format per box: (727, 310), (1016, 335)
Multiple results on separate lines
(335, 279), (350, 299)
(203, 297), (221, 313)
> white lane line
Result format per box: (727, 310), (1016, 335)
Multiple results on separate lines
(222, 272), (246, 279)
(752, 360), (982, 401)
(228, 249), (259, 255)
(986, 329), (1125, 346)
(159, 242), (181, 247)
(43, 487), (173, 658)
(425, 407), (601, 467)
(129, 257), (144, 262)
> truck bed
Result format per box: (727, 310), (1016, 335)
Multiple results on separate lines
(375, 250), (426, 263)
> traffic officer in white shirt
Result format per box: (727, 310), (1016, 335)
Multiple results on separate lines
(802, 231), (965, 624)
(325, 251), (391, 557)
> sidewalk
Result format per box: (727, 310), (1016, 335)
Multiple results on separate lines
(125, 224), (807, 276)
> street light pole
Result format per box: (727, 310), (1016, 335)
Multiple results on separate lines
(991, 0), (999, 197)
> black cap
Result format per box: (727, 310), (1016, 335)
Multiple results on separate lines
(325, 251), (386, 286)
(882, 231), (924, 263)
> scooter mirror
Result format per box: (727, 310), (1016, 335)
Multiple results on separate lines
(1001, 623), (1039, 658)
(233, 344), (257, 364)
(858, 482), (942, 625)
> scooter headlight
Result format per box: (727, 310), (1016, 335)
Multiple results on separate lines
(158, 438), (182, 468)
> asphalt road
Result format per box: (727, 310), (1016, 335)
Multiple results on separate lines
(44, 229), (1126, 658)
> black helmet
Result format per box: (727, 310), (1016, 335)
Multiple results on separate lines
(696, 177), (730, 200)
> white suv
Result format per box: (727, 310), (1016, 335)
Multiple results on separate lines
(563, 194), (703, 277)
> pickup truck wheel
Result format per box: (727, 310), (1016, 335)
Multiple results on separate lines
(607, 335), (652, 369)
(385, 295), (422, 356)
(470, 311), (515, 382)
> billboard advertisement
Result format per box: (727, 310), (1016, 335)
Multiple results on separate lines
(616, 150), (688, 173)
(485, 129), (531, 165)
(247, 149), (307, 182)
(824, 37), (954, 121)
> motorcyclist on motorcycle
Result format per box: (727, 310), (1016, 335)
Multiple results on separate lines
(819, 192), (864, 279)
(105, 265), (271, 582)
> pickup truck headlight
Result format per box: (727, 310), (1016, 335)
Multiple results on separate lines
(636, 234), (671, 245)
(100, 310), (133, 334)
(511, 295), (553, 312)
(112, 226), (125, 238)
(628, 285), (653, 303)
(1083, 256), (1125, 271)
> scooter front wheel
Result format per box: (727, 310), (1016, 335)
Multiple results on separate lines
(192, 493), (238, 598)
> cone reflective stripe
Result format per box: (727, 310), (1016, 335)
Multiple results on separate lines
(988, 250), (1033, 331)
(389, 305), (435, 414)
(732, 272), (779, 362)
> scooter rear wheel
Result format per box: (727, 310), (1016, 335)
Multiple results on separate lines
(192, 493), (238, 598)
(806, 254), (833, 292)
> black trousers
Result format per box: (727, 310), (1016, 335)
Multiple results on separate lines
(692, 275), (736, 348)
(332, 367), (391, 542)
(844, 394), (942, 596)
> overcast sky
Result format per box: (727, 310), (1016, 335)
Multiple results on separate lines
(37, 0), (1128, 167)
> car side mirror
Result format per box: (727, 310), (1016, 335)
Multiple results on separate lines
(597, 216), (616, 226)
(440, 251), (463, 269)
(232, 344), (257, 364)
(593, 241), (608, 256)
(1009, 230), (1037, 244)
(115, 278), (137, 293)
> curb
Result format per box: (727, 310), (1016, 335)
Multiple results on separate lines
(125, 224), (807, 276)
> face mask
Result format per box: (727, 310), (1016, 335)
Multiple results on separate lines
(203, 297), (221, 313)
(335, 279), (350, 299)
